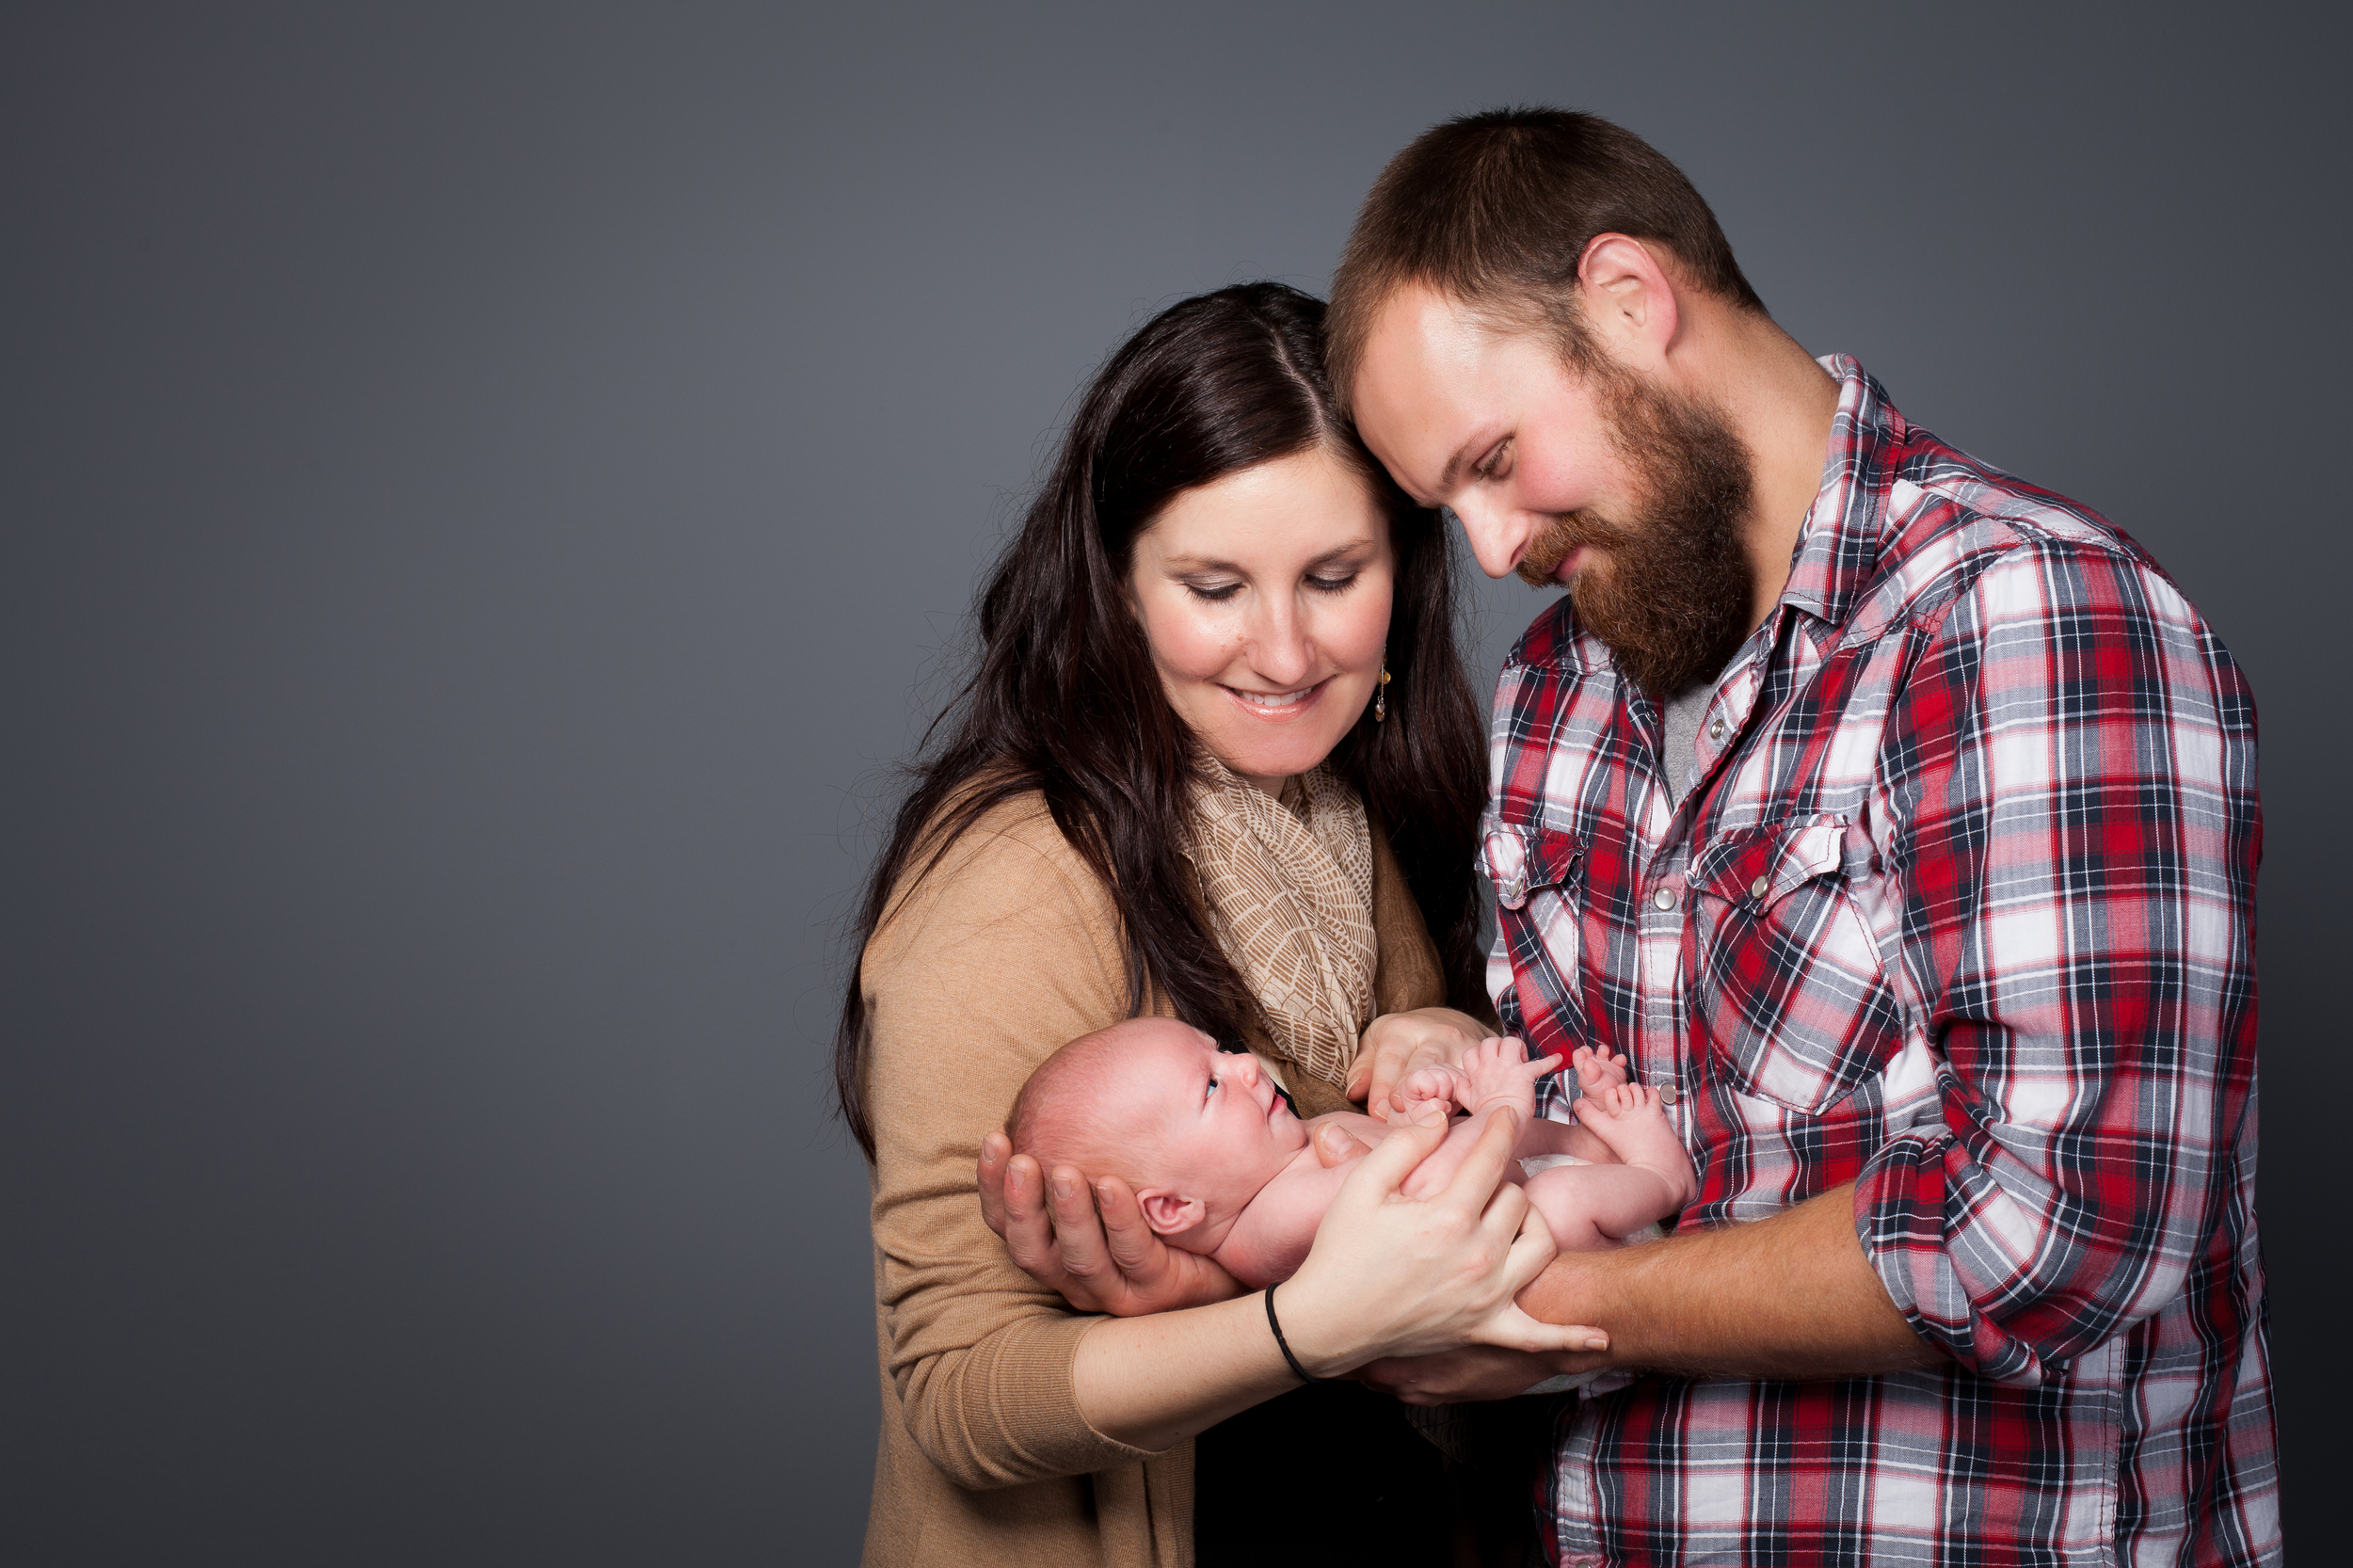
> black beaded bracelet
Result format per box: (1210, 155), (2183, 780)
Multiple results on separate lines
(1263, 1284), (1321, 1384)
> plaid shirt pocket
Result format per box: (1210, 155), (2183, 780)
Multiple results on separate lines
(1688, 814), (1904, 1114)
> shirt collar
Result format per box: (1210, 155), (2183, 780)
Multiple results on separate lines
(1773, 355), (1910, 633)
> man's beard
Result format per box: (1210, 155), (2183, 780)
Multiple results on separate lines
(1516, 369), (1755, 697)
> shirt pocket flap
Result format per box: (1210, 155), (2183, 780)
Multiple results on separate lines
(1692, 814), (1865, 911)
(1481, 823), (1586, 911)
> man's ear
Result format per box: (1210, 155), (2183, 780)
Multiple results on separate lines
(1134, 1188), (1207, 1237)
(1576, 232), (1680, 371)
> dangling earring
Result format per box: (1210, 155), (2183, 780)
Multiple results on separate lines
(1374, 650), (1392, 722)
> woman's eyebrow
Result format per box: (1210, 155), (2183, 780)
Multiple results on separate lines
(1157, 538), (1379, 572)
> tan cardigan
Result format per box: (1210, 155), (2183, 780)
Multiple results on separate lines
(858, 790), (1450, 1568)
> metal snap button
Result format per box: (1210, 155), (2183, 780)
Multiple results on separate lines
(1750, 875), (1770, 899)
(1652, 887), (1676, 911)
(1656, 1080), (1679, 1107)
(1708, 718), (1725, 742)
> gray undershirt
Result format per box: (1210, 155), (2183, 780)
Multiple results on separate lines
(1658, 678), (1718, 806)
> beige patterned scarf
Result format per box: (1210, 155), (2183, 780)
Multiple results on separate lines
(1183, 759), (1376, 1091)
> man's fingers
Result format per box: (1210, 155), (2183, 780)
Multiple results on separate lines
(977, 1132), (1012, 1236)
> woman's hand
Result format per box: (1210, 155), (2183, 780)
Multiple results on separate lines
(1348, 1007), (1495, 1110)
(977, 1132), (1244, 1316)
(1265, 1110), (1608, 1375)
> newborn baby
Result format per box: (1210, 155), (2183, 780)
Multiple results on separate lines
(1006, 1017), (1697, 1289)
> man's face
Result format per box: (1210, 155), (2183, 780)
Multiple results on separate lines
(1352, 282), (1755, 695)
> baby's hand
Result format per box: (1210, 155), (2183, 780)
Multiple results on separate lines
(1458, 1036), (1565, 1119)
(1385, 1064), (1473, 1126)
(1571, 1044), (1631, 1096)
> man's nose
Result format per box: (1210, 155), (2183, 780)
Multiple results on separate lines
(1447, 497), (1529, 581)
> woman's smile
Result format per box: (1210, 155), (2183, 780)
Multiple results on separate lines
(1223, 677), (1331, 717)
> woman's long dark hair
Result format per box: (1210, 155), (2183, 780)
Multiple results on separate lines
(834, 282), (1487, 1157)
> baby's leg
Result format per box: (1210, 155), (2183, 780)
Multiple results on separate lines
(1572, 1083), (1698, 1211)
(1513, 1112), (1615, 1166)
(1522, 1162), (1688, 1251)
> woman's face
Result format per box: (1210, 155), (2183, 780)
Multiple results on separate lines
(1128, 446), (1396, 793)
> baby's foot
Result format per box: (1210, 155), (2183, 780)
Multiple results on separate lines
(1458, 1035), (1565, 1120)
(1571, 1045), (1631, 1096)
(1572, 1082), (1699, 1208)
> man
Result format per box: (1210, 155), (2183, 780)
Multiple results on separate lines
(1328, 109), (2276, 1566)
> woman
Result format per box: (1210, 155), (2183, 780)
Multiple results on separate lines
(836, 283), (1587, 1567)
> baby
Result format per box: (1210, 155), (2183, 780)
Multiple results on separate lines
(1007, 1017), (1697, 1289)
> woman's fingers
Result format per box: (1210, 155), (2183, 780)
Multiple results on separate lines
(1337, 1112), (1451, 1200)
(1312, 1120), (1373, 1168)
(1436, 1105), (1524, 1219)
(1357, 1345), (1577, 1404)
(976, 1131), (1013, 1237)
(1092, 1176), (1160, 1278)
(998, 1153), (1063, 1279)
(1353, 1009), (1492, 1109)
(1476, 1304), (1612, 1355)
(1044, 1162), (1115, 1286)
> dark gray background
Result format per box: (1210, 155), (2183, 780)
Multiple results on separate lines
(8, 4), (2342, 1562)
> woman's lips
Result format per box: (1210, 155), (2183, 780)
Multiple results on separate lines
(1221, 676), (1331, 720)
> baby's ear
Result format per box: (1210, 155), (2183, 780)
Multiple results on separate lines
(1134, 1188), (1206, 1238)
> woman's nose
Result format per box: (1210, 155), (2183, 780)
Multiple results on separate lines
(1244, 600), (1314, 686)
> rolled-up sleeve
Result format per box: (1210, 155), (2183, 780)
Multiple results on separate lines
(1859, 538), (2261, 1384)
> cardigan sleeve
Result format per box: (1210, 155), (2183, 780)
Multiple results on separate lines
(862, 794), (1163, 1489)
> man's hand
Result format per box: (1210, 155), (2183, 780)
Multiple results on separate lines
(977, 1132), (1243, 1317)
(1357, 1343), (1608, 1405)
(1348, 1006), (1496, 1109)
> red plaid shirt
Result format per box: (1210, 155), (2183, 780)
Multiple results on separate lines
(1485, 360), (2277, 1566)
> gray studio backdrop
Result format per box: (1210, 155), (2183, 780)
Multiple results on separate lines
(8, 4), (2343, 1563)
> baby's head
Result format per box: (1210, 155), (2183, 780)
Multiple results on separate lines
(1009, 1018), (1307, 1251)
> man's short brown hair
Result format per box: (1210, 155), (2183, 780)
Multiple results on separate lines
(1326, 108), (1766, 405)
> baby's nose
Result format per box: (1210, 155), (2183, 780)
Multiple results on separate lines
(1232, 1053), (1258, 1084)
